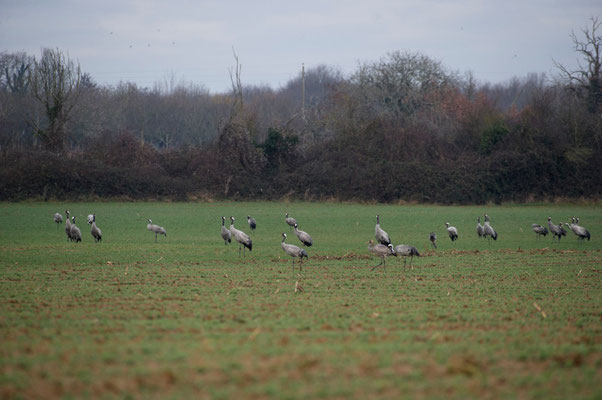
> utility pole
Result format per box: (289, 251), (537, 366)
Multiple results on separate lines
(301, 63), (305, 120)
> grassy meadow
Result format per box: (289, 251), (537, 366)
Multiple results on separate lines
(0, 201), (601, 399)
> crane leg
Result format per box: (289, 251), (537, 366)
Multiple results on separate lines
(155, 233), (157, 242)
(371, 258), (384, 271)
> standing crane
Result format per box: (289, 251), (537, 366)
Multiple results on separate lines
(281, 233), (308, 272)
(445, 222), (458, 242)
(531, 224), (548, 239)
(547, 217), (565, 241)
(65, 210), (72, 241)
(285, 213), (297, 230)
(483, 214), (498, 242)
(89, 214), (102, 242)
(229, 216), (252, 256)
(565, 220), (591, 241)
(53, 212), (63, 228)
(247, 215), (257, 233)
(293, 223), (313, 247)
(393, 244), (420, 269)
(368, 239), (395, 271)
(70, 216), (82, 243)
(147, 219), (167, 242)
(221, 216), (231, 245)
(429, 232), (437, 249)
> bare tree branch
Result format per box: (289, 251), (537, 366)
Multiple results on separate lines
(554, 17), (602, 113)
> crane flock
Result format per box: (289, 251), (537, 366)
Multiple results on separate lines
(51, 210), (592, 272)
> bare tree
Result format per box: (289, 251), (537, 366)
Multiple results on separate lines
(29, 48), (82, 151)
(0, 51), (33, 94)
(229, 47), (244, 115)
(351, 50), (458, 122)
(554, 17), (602, 114)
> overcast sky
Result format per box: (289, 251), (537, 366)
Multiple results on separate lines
(1, 0), (599, 93)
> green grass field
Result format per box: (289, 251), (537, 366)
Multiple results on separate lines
(1, 201), (601, 399)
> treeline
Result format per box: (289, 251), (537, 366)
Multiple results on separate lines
(1, 43), (601, 203)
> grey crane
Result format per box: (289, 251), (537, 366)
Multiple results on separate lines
(429, 232), (437, 249)
(285, 213), (297, 229)
(368, 239), (395, 271)
(574, 217), (590, 238)
(558, 222), (567, 238)
(281, 233), (308, 272)
(221, 216), (231, 245)
(445, 222), (458, 242)
(476, 217), (485, 238)
(247, 215), (257, 233)
(483, 214), (498, 242)
(531, 224), (548, 239)
(293, 223), (313, 247)
(147, 219), (167, 242)
(547, 217), (565, 241)
(88, 214), (102, 242)
(393, 244), (420, 269)
(229, 216), (252, 256)
(70, 216), (82, 243)
(53, 212), (63, 227)
(565, 220), (591, 241)
(565, 217), (576, 231)
(65, 210), (72, 241)
(375, 215), (391, 245)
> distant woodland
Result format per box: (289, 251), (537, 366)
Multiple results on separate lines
(1, 19), (601, 203)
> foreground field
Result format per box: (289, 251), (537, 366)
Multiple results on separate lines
(1, 202), (601, 399)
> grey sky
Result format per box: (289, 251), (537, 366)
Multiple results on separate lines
(1, 0), (599, 93)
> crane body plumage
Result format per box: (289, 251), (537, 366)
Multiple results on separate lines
(230, 217), (252, 256)
(445, 222), (458, 242)
(476, 217), (485, 238)
(566, 221), (591, 241)
(547, 217), (565, 241)
(281, 233), (308, 272)
(531, 224), (548, 239)
(70, 216), (82, 243)
(65, 210), (72, 241)
(429, 232), (437, 249)
(147, 219), (167, 242)
(247, 215), (257, 232)
(368, 239), (395, 271)
(375, 215), (391, 245)
(483, 214), (498, 242)
(54, 212), (63, 225)
(221, 216), (231, 245)
(294, 224), (313, 247)
(285, 213), (297, 229)
(89, 214), (102, 242)
(393, 244), (420, 269)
